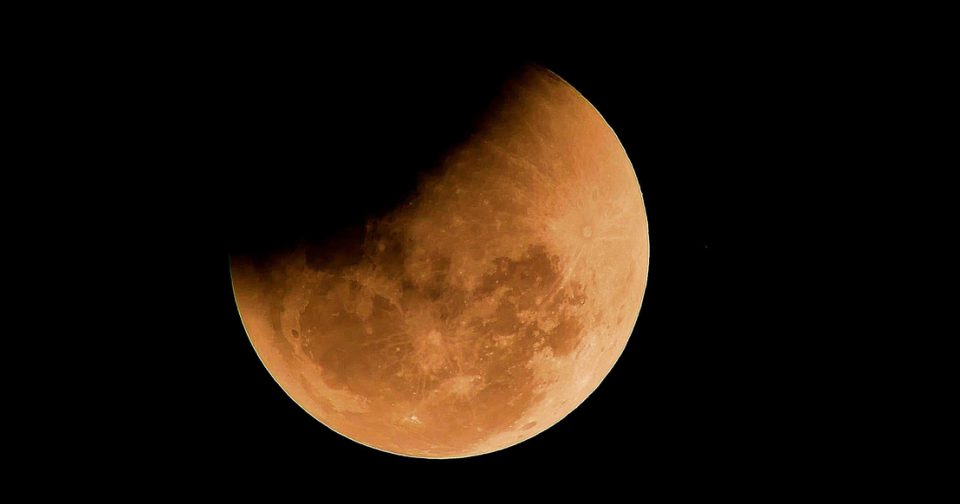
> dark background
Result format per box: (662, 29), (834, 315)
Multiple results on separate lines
(107, 33), (852, 487)
(15, 8), (935, 494)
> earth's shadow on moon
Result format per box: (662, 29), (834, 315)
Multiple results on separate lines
(223, 58), (531, 262)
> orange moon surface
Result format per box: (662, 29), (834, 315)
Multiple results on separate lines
(231, 66), (649, 458)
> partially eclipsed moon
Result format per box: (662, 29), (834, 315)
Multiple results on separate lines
(231, 65), (649, 458)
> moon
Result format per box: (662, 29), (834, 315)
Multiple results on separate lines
(231, 65), (649, 458)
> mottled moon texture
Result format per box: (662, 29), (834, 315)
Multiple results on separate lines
(231, 66), (649, 458)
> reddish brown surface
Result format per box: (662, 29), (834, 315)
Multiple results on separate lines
(231, 66), (649, 458)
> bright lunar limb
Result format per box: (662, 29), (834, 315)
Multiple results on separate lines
(231, 65), (649, 458)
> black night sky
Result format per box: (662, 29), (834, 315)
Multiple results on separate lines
(102, 24), (861, 491)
